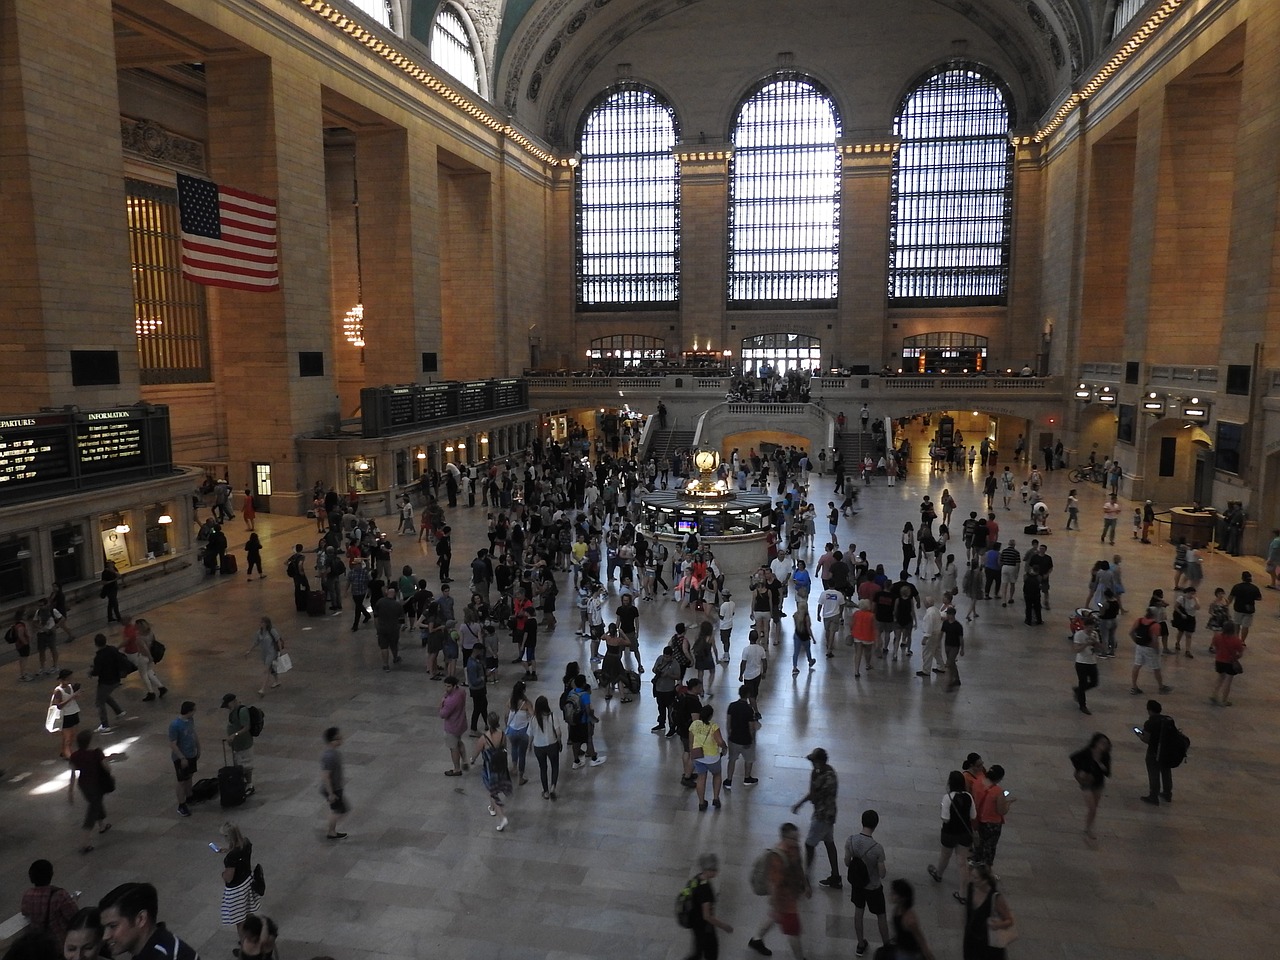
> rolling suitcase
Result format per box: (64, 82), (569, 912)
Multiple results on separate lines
(221, 553), (238, 574)
(307, 589), (327, 617)
(218, 744), (247, 808)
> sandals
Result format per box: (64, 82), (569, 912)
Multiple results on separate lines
(444, 769), (462, 777)
(953, 892), (967, 905)
(98, 823), (112, 835)
(928, 865), (942, 883)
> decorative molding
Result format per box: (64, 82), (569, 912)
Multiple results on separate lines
(120, 118), (206, 174)
(839, 141), (898, 156)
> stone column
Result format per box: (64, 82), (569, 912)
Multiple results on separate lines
(0, 0), (137, 406)
(676, 148), (731, 357)
(836, 142), (896, 370)
(204, 56), (333, 511)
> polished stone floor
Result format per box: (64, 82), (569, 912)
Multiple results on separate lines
(2, 431), (1277, 960)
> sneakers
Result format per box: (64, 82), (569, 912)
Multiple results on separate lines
(177, 803), (191, 817)
(572, 759), (585, 770)
(818, 876), (843, 889)
(724, 779), (733, 790)
(1130, 686), (1143, 695)
(142, 693), (156, 702)
(650, 724), (665, 732)
(856, 940), (869, 957)
(326, 832), (348, 840)
(743, 776), (759, 785)
(589, 756), (606, 767)
(158, 686), (169, 697)
(747, 938), (773, 956)
(94, 725), (112, 734)
(1158, 685), (1173, 694)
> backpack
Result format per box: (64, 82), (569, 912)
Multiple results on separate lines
(749, 848), (780, 895)
(3, 625), (15, 644)
(1159, 717), (1191, 768)
(1130, 617), (1156, 646)
(562, 689), (584, 725)
(846, 839), (880, 890)
(330, 557), (345, 577)
(675, 877), (701, 928)
(247, 705), (265, 738)
(285, 556), (300, 578)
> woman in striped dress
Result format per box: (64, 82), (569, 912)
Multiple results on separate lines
(219, 822), (260, 936)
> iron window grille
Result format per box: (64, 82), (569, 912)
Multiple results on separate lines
(431, 3), (480, 94)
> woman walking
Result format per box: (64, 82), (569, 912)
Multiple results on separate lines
(505, 681), (534, 786)
(218, 821), (260, 938)
(1171, 587), (1199, 657)
(1209, 620), (1245, 706)
(67, 729), (112, 854)
(791, 606), (815, 675)
(1070, 733), (1112, 839)
(927, 770), (973, 904)
(888, 879), (937, 960)
(242, 489), (257, 531)
(900, 522), (916, 573)
(531, 695), (562, 800)
(247, 617), (284, 697)
(50, 669), (81, 759)
(962, 561), (983, 621)
(129, 618), (167, 701)
(688, 704), (726, 811)
(472, 711), (512, 831)
(245, 532), (264, 579)
(962, 863), (1016, 960)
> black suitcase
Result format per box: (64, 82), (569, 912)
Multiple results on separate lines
(307, 590), (327, 617)
(190, 777), (220, 804)
(219, 744), (247, 808)
(1024, 524), (1039, 535)
(221, 553), (238, 574)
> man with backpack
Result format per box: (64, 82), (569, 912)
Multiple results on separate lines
(286, 544), (310, 613)
(221, 693), (259, 795)
(747, 822), (810, 958)
(672, 678), (704, 786)
(844, 809), (890, 958)
(676, 852), (733, 959)
(1138, 699), (1186, 805)
(1129, 613), (1171, 695)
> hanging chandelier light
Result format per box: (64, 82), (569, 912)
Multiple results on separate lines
(343, 303), (365, 347)
(342, 150), (366, 352)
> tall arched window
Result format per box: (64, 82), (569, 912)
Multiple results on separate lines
(889, 63), (1014, 304)
(576, 84), (680, 308)
(728, 74), (841, 306)
(431, 3), (481, 94)
(1110, 0), (1147, 40)
(348, 0), (393, 30)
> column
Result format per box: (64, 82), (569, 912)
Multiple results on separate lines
(0, 0), (137, 406)
(836, 143), (895, 369)
(677, 148), (731, 354)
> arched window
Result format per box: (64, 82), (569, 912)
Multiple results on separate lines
(1110, 0), (1147, 40)
(576, 84), (680, 308)
(728, 74), (841, 306)
(889, 64), (1013, 305)
(431, 3), (481, 94)
(348, 0), (393, 30)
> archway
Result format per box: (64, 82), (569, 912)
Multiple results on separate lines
(901, 332), (989, 373)
(1141, 419), (1213, 506)
(740, 333), (822, 377)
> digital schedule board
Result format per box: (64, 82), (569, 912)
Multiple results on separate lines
(0, 406), (173, 506)
(361, 380), (528, 438)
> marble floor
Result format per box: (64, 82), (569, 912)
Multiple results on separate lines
(2, 436), (1278, 960)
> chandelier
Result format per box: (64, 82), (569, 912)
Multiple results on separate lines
(342, 149), (366, 353)
(343, 303), (365, 347)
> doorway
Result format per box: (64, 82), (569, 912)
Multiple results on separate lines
(253, 463), (272, 513)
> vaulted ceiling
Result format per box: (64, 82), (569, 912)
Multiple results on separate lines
(482, 0), (1109, 146)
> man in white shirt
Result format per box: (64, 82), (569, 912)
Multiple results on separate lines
(916, 597), (944, 678)
(718, 592), (736, 664)
(738, 630), (768, 719)
(770, 551), (793, 598)
(817, 587), (844, 659)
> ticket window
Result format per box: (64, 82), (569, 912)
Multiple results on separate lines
(51, 525), (86, 584)
(144, 505), (173, 560)
(0, 537), (34, 602)
(346, 458), (378, 493)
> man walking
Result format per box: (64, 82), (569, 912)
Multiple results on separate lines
(1101, 494), (1122, 545)
(724, 685), (760, 789)
(1138, 699), (1176, 805)
(1072, 612), (1100, 715)
(844, 809), (890, 958)
(941, 605), (965, 691)
(738, 629), (767, 719)
(1227, 570), (1262, 642)
(220, 693), (256, 795)
(347, 556), (371, 631)
(748, 822), (811, 959)
(168, 701), (200, 817)
(90, 634), (127, 733)
(792, 747), (841, 889)
(321, 726), (349, 839)
(916, 596), (944, 677)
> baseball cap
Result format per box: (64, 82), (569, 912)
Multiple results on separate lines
(220, 693), (237, 708)
(806, 748), (828, 764)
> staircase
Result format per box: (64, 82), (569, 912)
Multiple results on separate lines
(646, 428), (696, 464)
(833, 431), (883, 468)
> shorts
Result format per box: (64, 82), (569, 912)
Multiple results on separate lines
(590, 623), (604, 640)
(36, 632), (56, 652)
(775, 912), (801, 937)
(1214, 660), (1237, 675)
(876, 621), (894, 640)
(805, 817), (834, 847)
(231, 747), (254, 773)
(727, 741), (756, 764)
(15, 644), (31, 658)
(693, 757), (722, 775)
(173, 756), (198, 782)
(328, 790), (348, 814)
(1132, 644), (1161, 669)
(752, 612), (771, 634)
(375, 628), (397, 650)
(940, 828), (972, 850)
(850, 885), (886, 915)
(742, 676), (761, 699)
(1233, 612), (1253, 630)
(62, 711), (81, 729)
(443, 731), (464, 751)
(520, 642), (537, 662)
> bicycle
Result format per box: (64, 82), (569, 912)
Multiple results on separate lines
(1069, 465), (1107, 484)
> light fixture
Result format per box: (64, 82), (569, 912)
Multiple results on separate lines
(355, 459), (370, 471)
(343, 303), (365, 347)
(158, 514), (173, 524)
(115, 523), (130, 534)
(480, 436), (489, 444)
(342, 153), (367, 350)
(416, 450), (426, 460)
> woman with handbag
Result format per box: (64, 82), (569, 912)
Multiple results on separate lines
(688, 704), (726, 812)
(67, 729), (112, 854)
(530, 695), (562, 800)
(471, 711), (512, 831)
(218, 821), (260, 938)
(247, 617), (284, 697)
(50, 668), (81, 759)
(927, 770), (974, 903)
(1171, 587), (1199, 657)
(126, 618), (167, 702)
(963, 863), (1016, 959)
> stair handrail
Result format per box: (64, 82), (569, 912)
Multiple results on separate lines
(638, 410), (658, 460)
(692, 403), (726, 450)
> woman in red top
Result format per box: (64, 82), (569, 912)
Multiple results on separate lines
(1210, 620), (1245, 706)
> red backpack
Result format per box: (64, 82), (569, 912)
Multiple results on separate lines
(1130, 617), (1156, 646)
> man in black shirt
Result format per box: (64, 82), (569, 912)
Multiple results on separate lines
(1227, 571), (1262, 641)
(100, 882), (199, 960)
(724, 685), (760, 789)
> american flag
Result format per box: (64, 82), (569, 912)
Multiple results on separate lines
(177, 174), (279, 292)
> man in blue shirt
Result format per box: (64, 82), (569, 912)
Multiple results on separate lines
(168, 701), (201, 817)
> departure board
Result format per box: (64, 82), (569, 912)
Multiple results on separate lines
(0, 417), (74, 489)
(360, 380), (528, 438)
